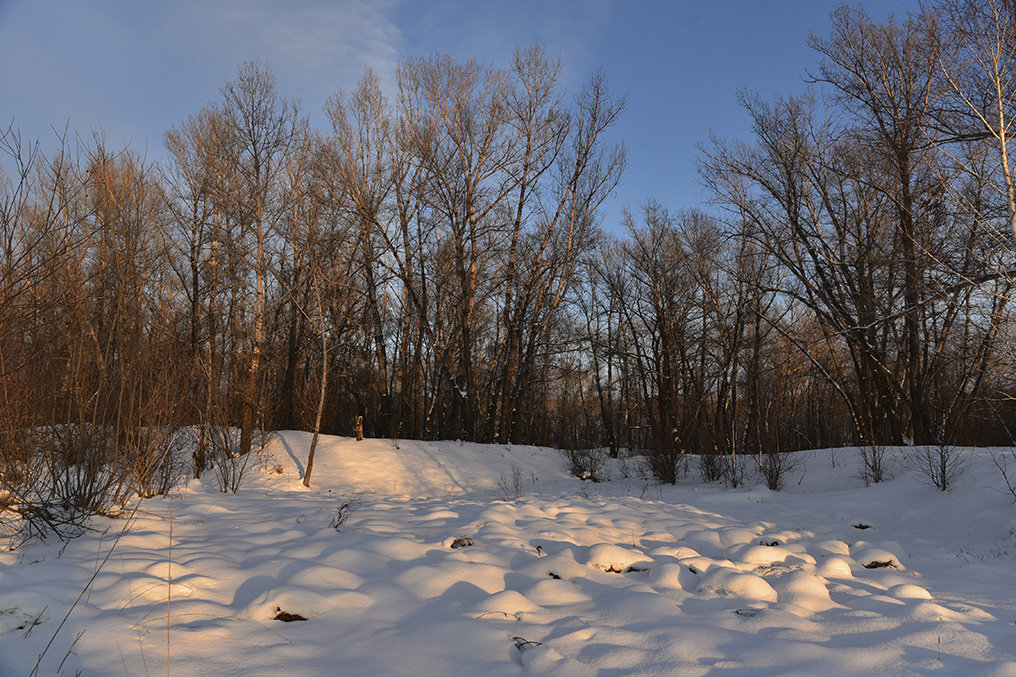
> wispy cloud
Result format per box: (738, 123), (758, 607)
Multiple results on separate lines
(178, 0), (403, 101)
(0, 0), (405, 151)
(0, 0), (617, 151)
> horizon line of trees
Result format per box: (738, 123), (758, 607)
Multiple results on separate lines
(4, 1), (1016, 497)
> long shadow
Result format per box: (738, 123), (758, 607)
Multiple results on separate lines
(410, 441), (470, 495)
(276, 433), (306, 478)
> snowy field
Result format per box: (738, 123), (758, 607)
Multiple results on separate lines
(4, 435), (1016, 675)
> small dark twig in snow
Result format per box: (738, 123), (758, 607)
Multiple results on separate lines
(20, 606), (47, 637)
(513, 636), (542, 652)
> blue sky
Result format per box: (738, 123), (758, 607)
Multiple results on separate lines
(0, 0), (906, 229)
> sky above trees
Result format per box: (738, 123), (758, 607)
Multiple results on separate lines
(0, 0), (904, 229)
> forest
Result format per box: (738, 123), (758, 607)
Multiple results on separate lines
(2, 0), (1016, 515)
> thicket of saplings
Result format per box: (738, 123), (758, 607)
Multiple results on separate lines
(4, 1), (1016, 544)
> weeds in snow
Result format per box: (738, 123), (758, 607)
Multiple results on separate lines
(498, 465), (524, 501)
(329, 499), (358, 531)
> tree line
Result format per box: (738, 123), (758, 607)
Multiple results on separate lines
(2, 2), (1016, 505)
(591, 0), (1016, 479)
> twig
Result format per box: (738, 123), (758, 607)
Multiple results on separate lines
(21, 605), (47, 638)
(86, 527), (110, 606)
(512, 636), (543, 652)
(56, 629), (85, 673)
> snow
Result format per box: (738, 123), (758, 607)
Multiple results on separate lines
(4, 437), (1016, 675)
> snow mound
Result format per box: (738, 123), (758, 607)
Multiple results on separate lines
(680, 555), (732, 575)
(474, 590), (542, 617)
(698, 567), (778, 603)
(888, 584), (932, 600)
(733, 543), (799, 566)
(772, 571), (837, 613)
(648, 562), (687, 590)
(649, 544), (700, 560)
(817, 557), (854, 578)
(584, 544), (651, 572)
(525, 578), (593, 606)
(520, 644), (591, 676)
(683, 528), (725, 555)
(522, 552), (592, 581)
(910, 601), (967, 622)
(718, 527), (760, 547)
(813, 539), (851, 556)
(852, 545), (904, 570)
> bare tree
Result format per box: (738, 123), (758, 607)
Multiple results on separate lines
(163, 105), (225, 475)
(217, 61), (299, 455)
(810, 7), (948, 443)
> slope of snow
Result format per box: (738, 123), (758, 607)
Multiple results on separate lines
(272, 432), (571, 497)
(3, 436), (1016, 675)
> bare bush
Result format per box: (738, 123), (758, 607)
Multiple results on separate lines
(638, 445), (686, 484)
(908, 443), (968, 491)
(0, 422), (189, 548)
(497, 465), (525, 501)
(755, 450), (800, 491)
(41, 425), (120, 517)
(858, 445), (891, 487)
(723, 453), (749, 488)
(697, 452), (725, 483)
(209, 427), (261, 493)
(992, 449), (1016, 502)
(560, 448), (606, 482)
(0, 428), (111, 547)
(124, 428), (191, 499)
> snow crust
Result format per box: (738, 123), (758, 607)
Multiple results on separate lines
(3, 436), (1016, 675)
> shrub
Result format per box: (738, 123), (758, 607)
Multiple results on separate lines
(992, 448), (1016, 502)
(858, 445), (890, 487)
(908, 443), (967, 491)
(560, 448), (606, 482)
(755, 450), (799, 491)
(724, 453), (749, 488)
(209, 427), (265, 493)
(697, 452), (724, 483)
(497, 465), (525, 501)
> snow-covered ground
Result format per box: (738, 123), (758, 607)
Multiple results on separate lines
(4, 435), (1016, 675)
